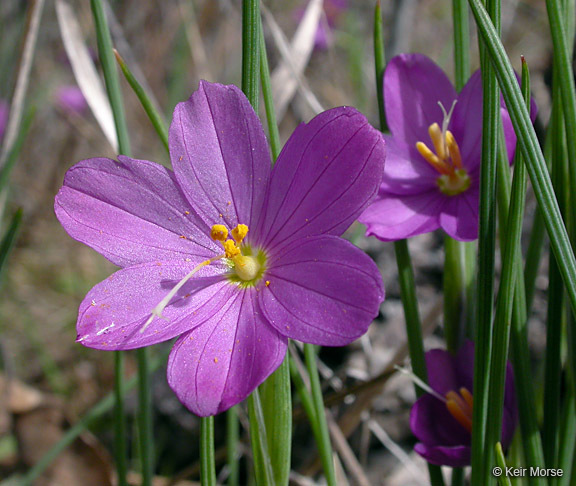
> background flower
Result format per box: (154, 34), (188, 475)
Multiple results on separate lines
(360, 53), (520, 242)
(410, 341), (517, 467)
(55, 81), (385, 416)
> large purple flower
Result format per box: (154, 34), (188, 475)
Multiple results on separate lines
(359, 53), (519, 241)
(55, 81), (385, 417)
(410, 341), (517, 467)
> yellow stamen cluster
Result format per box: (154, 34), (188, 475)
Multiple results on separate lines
(211, 223), (260, 281)
(416, 122), (470, 196)
(445, 387), (473, 433)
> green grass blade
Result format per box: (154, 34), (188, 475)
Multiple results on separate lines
(115, 50), (169, 154)
(200, 416), (217, 486)
(0, 209), (23, 278)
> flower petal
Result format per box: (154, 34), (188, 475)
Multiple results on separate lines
(502, 362), (518, 448)
(55, 156), (218, 268)
(167, 291), (287, 416)
(380, 136), (439, 195)
(425, 349), (459, 396)
(414, 442), (471, 468)
(255, 107), (385, 249)
(359, 190), (445, 241)
(76, 259), (235, 350)
(439, 189), (479, 241)
(410, 394), (471, 448)
(385, 54), (457, 146)
(259, 235), (383, 346)
(170, 81), (270, 232)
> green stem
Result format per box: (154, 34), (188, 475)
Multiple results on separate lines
(373, 1), (387, 132)
(200, 416), (217, 486)
(259, 23), (281, 161)
(242, 0), (260, 111)
(452, 0), (470, 91)
(115, 50), (169, 154)
(248, 390), (274, 485)
(90, 2), (132, 483)
(137, 348), (154, 485)
(226, 407), (239, 486)
(471, 0), (500, 481)
(304, 343), (336, 486)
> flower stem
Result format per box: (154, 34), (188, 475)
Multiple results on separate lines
(90, 1), (132, 483)
(471, 0), (500, 478)
(248, 390), (274, 485)
(452, 0), (470, 92)
(114, 49), (169, 154)
(200, 416), (217, 486)
(242, 0), (260, 111)
(226, 407), (239, 486)
(373, 4), (444, 484)
(304, 343), (336, 486)
(137, 348), (154, 486)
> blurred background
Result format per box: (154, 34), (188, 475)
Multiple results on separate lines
(0, 0), (558, 484)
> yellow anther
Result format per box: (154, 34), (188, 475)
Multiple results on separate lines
(445, 388), (473, 433)
(428, 122), (446, 160)
(211, 224), (228, 242)
(224, 239), (241, 258)
(231, 224), (249, 244)
(416, 142), (451, 175)
(446, 131), (463, 169)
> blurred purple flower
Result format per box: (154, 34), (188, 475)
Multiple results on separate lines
(360, 53), (520, 242)
(410, 341), (517, 467)
(295, 0), (348, 50)
(55, 81), (385, 416)
(56, 85), (88, 115)
(0, 100), (9, 140)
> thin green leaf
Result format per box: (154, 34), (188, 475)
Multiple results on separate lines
(115, 49), (169, 154)
(248, 390), (274, 486)
(495, 442), (513, 486)
(0, 209), (23, 278)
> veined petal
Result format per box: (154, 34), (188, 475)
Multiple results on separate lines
(424, 349), (459, 396)
(259, 235), (383, 346)
(439, 189), (479, 241)
(360, 191), (445, 241)
(167, 291), (287, 417)
(170, 81), (270, 232)
(256, 107), (384, 249)
(76, 259), (235, 350)
(55, 157), (219, 268)
(385, 54), (457, 146)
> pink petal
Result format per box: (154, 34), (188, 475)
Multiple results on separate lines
(170, 81), (270, 233)
(76, 259), (235, 350)
(359, 191), (445, 241)
(55, 156), (218, 268)
(259, 235), (383, 346)
(385, 54), (457, 147)
(439, 189), (479, 241)
(256, 107), (385, 250)
(167, 291), (287, 416)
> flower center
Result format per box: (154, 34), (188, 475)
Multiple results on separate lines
(210, 224), (262, 282)
(445, 387), (473, 433)
(415, 101), (471, 197)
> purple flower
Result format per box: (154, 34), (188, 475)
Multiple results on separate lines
(359, 53), (519, 242)
(56, 85), (88, 115)
(55, 81), (385, 416)
(410, 341), (517, 467)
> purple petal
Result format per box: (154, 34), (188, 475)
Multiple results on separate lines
(359, 190), (445, 241)
(255, 107), (385, 250)
(259, 235), (383, 346)
(414, 442), (471, 468)
(55, 156), (218, 268)
(167, 291), (287, 416)
(380, 136), (440, 195)
(439, 189), (479, 241)
(169, 81), (270, 232)
(76, 259), (236, 350)
(410, 394), (471, 447)
(425, 349), (459, 396)
(385, 54), (457, 147)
